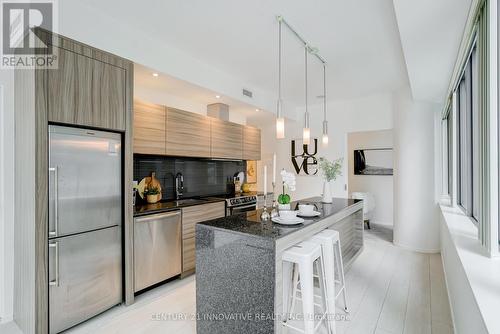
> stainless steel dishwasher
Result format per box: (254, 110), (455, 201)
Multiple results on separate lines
(134, 210), (182, 292)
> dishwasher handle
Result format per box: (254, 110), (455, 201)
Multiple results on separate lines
(135, 210), (181, 223)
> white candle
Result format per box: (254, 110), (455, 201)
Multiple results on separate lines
(263, 165), (267, 195)
(272, 153), (276, 184)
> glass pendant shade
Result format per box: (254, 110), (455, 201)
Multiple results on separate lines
(322, 134), (329, 145)
(322, 120), (328, 145)
(276, 117), (285, 139)
(276, 99), (285, 139)
(303, 127), (311, 146)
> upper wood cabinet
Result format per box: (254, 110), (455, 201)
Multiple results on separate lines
(47, 46), (126, 130)
(243, 126), (261, 160)
(210, 118), (243, 159)
(132, 101), (261, 160)
(166, 108), (211, 157)
(133, 100), (166, 155)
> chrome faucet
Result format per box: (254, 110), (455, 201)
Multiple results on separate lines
(175, 172), (184, 200)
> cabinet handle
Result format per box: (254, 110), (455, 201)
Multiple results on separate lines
(49, 167), (58, 237)
(49, 241), (59, 287)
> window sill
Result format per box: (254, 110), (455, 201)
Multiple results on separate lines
(440, 205), (500, 334)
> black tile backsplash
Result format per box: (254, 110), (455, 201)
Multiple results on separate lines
(134, 155), (246, 200)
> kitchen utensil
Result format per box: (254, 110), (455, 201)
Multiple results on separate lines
(279, 210), (298, 220)
(298, 204), (315, 215)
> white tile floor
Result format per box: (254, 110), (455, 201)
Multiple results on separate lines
(0, 224), (454, 334)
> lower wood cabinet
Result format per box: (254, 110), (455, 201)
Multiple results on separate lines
(181, 202), (225, 274)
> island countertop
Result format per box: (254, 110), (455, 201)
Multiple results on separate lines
(196, 197), (364, 334)
(198, 197), (361, 240)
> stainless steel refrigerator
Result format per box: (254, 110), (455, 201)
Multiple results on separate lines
(48, 125), (122, 334)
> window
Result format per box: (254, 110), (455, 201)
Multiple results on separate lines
(456, 43), (479, 223)
(442, 105), (453, 199)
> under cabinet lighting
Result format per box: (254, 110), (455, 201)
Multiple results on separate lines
(215, 95), (221, 99)
(152, 73), (159, 77)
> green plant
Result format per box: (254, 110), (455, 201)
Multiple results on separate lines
(318, 157), (343, 182)
(278, 169), (295, 204)
(144, 186), (160, 196)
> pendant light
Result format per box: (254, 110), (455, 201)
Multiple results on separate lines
(322, 63), (329, 146)
(276, 16), (285, 139)
(303, 45), (311, 146)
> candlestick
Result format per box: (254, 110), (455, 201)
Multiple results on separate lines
(272, 153), (276, 184)
(270, 181), (278, 218)
(263, 165), (267, 195)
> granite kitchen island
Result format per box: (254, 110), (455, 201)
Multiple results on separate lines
(195, 197), (364, 334)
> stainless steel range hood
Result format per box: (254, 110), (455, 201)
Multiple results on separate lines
(207, 103), (229, 121)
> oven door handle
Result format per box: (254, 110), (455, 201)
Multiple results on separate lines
(232, 204), (257, 210)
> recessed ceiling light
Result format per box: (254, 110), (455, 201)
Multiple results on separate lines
(255, 109), (260, 112)
(215, 95), (221, 99)
(152, 73), (159, 77)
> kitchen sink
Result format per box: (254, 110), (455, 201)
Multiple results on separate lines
(173, 198), (208, 206)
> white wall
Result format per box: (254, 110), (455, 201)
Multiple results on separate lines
(0, 69), (15, 323)
(250, 93), (394, 201)
(347, 130), (393, 225)
(440, 213), (488, 334)
(393, 88), (440, 252)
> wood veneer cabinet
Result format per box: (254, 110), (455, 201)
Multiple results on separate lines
(133, 101), (166, 155)
(14, 29), (134, 334)
(181, 202), (225, 274)
(166, 108), (211, 157)
(243, 125), (261, 160)
(210, 118), (243, 159)
(132, 102), (261, 160)
(47, 46), (126, 131)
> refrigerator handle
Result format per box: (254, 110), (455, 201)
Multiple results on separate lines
(49, 241), (59, 287)
(49, 166), (59, 237)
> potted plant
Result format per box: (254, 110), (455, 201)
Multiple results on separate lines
(144, 186), (161, 204)
(318, 157), (343, 203)
(277, 169), (296, 210)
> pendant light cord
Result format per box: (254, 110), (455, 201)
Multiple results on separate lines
(323, 63), (327, 120)
(278, 19), (282, 104)
(305, 44), (309, 127)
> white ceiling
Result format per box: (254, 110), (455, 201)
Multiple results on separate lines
(77, 0), (409, 104)
(393, 0), (473, 103)
(135, 63), (274, 119)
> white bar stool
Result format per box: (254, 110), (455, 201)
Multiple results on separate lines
(322, 229), (348, 312)
(282, 241), (331, 334)
(308, 230), (339, 334)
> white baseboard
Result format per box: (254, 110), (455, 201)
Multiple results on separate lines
(369, 220), (393, 227)
(0, 314), (13, 324)
(393, 241), (441, 254)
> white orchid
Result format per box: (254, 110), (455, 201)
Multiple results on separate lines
(280, 169), (296, 192)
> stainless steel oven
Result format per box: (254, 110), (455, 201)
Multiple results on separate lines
(226, 195), (257, 216)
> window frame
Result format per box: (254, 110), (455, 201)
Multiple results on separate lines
(456, 42), (479, 225)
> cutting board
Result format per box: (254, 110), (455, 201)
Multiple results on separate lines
(137, 172), (162, 200)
